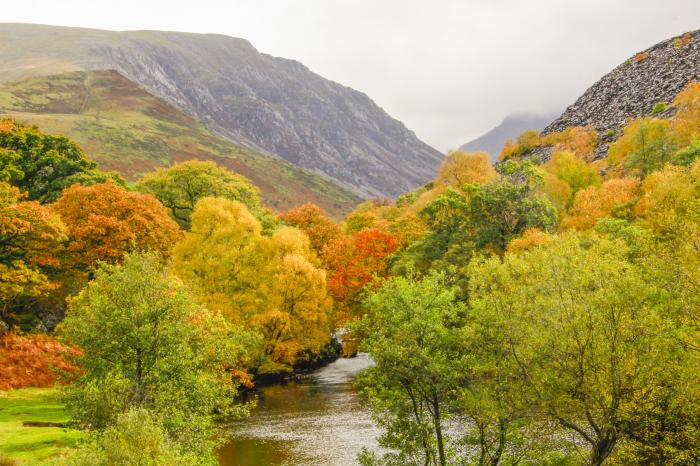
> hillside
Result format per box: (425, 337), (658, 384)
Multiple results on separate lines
(0, 23), (443, 198)
(0, 70), (361, 216)
(541, 29), (699, 158)
(461, 112), (559, 161)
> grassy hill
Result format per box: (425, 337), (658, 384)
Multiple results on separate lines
(0, 70), (360, 216)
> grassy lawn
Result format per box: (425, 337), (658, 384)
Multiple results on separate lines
(0, 388), (84, 465)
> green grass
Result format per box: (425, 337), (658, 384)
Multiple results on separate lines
(0, 388), (84, 465)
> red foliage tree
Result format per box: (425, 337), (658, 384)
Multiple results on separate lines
(0, 332), (81, 389)
(280, 203), (341, 256)
(323, 227), (398, 323)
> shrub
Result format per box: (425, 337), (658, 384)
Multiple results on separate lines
(673, 32), (692, 49)
(652, 102), (667, 114)
(634, 51), (650, 63)
(65, 408), (204, 466)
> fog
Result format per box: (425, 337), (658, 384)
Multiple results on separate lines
(5, 0), (700, 151)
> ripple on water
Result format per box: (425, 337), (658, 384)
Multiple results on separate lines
(219, 354), (380, 466)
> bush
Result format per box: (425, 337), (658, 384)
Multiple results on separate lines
(65, 408), (205, 466)
(652, 102), (667, 114)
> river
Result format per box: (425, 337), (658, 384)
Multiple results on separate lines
(218, 354), (380, 466)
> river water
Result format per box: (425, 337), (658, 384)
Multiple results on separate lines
(218, 354), (380, 466)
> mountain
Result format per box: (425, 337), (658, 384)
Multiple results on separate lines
(0, 23), (443, 198)
(460, 112), (559, 162)
(541, 29), (699, 158)
(0, 70), (361, 217)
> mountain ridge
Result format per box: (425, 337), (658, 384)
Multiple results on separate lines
(0, 23), (443, 198)
(0, 69), (361, 216)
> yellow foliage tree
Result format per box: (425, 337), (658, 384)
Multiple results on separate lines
(634, 164), (696, 236)
(606, 118), (678, 177)
(543, 151), (601, 211)
(435, 151), (497, 188)
(173, 197), (331, 373)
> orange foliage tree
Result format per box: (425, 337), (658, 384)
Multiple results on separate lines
(0, 182), (66, 325)
(540, 126), (598, 161)
(280, 203), (341, 256)
(52, 182), (180, 273)
(0, 332), (81, 389)
(563, 178), (639, 230)
(672, 81), (700, 147)
(322, 227), (398, 323)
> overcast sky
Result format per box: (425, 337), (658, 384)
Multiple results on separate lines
(4, 0), (699, 151)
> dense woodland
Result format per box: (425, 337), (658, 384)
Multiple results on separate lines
(0, 82), (699, 465)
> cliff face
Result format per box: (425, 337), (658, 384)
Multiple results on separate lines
(542, 30), (700, 158)
(0, 24), (442, 198)
(0, 70), (362, 217)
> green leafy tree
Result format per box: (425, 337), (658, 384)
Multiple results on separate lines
(393, 160), (556, 294)
(135, 160), (267, 229)
(58, 252), (260, 459)
(468, 235), (689, 465)
(0, 119), (123, 203)
(355, 272), (467, 466)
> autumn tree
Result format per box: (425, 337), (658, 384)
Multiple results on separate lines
(322, 226), (398, 323)
(563, 178), (638, 230)
(173, 197), (332, 374)
(672, 80), (700, 147)
(0, 332), (80, 389)
(280, 203), (341, 256)
(135, 160), (268, 230)
(59, 252), (258, 460)
(52, 182), (180, 274)
(540, 126), (598, 161)
(543, 150), (601, 209)
(435, 150), (497, 188)
(607, 118), (678, 177)
(394, 161), (556, 294)
(0, 119), (123, 203)
(499, 130), (540, 161)
(0, 182), (66, 328)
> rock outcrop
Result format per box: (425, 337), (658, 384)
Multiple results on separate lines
(541, 30), (699, 159)
(0, 23), (443, 198)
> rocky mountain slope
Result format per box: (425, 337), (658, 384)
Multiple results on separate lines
(0, 70), (361, 216)
(542, 29), (699, 158)
(0, 23), (442, 198)
(461, 112), (559, 161)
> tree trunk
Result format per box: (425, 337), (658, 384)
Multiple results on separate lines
(590, 435), (616, 466)
(432, 397), (446, 466)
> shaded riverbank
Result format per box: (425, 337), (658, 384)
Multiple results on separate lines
(219, 354), (379, 465)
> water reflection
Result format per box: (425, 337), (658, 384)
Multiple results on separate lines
(219, 354), (379, 466)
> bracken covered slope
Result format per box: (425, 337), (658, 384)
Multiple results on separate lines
(0, 23), (443, 198)
(0, 70), (361, 217)
(542, 29), (700, 158)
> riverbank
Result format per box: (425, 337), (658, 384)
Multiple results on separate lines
(0, 388), (84, 465)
